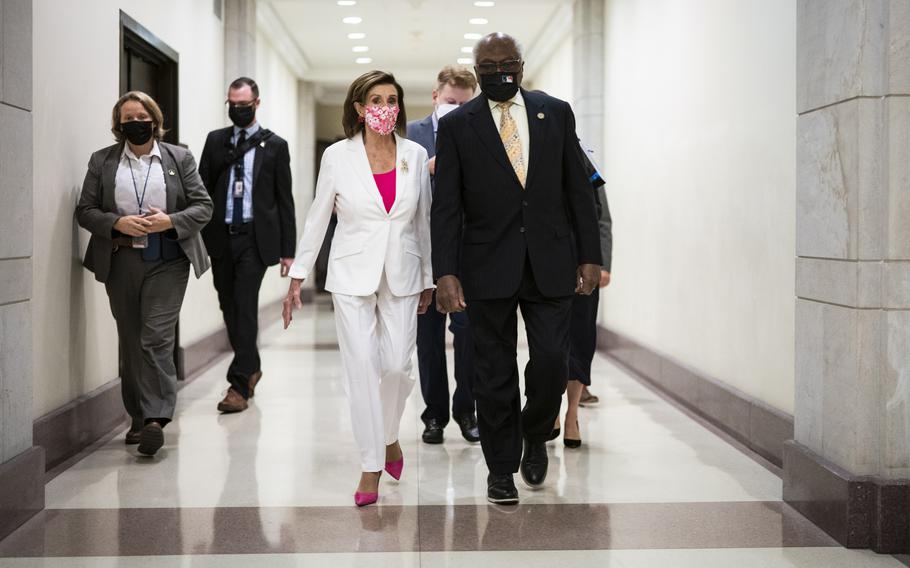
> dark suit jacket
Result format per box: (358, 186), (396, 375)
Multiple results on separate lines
(198, 126), (296, 265)
(407, 115), (436, 158)
(76, 142), (213, 283)
(431, 89), (601, 300)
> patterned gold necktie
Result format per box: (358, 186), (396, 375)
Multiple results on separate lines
(497, 102), (527, 188)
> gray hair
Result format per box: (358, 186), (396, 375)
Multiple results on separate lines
(472, 32), (524, 62)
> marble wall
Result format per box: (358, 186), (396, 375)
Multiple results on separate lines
(795, 0), (910, 478)
(0, 0), (34, 465)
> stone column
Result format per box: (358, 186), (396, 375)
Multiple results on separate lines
(786, 0), (910, 554)
(572, 0), (605, 160)
(0, 0), (43, 541)
(224, 0), (257, 84)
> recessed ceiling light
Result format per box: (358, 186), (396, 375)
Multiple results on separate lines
(342, 16), (362, 24)
(474, 1), (495, 6)
(352, 46), (370, 52)
(469, 18), (488, 25)
(347, 32), (366, 39)
(457, 58), (474, 65)
(337, 0), (357, 5)
(356, 57), (373, 64)
(460, 46), (474, 54)
(464, 32), (482, 40)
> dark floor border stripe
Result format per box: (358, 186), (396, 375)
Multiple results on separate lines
(783, 440), (910, 554)
(596, 325), (794, 468)
(0, 446), (44, 542)
(32, 293), (311, 476)
(0, 501), (837, 557)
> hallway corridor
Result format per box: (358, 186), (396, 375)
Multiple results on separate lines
(0, 298), (900, 567)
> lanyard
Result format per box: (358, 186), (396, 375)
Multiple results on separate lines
(127, 153), (156, 214)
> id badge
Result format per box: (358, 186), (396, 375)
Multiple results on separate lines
(133, 235), (148, 249)
(233, 180), (244, 199)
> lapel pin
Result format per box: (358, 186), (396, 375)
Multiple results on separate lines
(400, 158), (409, 173)
(260, 141), (266, 148)
(168, 169), (176, 176)
(537, 112), (545, 119)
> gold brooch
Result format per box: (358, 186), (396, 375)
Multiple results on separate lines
(400, 158), (409, 173)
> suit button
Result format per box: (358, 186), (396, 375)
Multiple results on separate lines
(522, 200), (528, 207)
(520, 227), (526, 233)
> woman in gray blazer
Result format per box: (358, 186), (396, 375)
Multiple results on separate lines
(76, 91), (213, 457)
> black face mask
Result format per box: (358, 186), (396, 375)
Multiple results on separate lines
(120, 121), (154, 145)
(229, 104), (256, 128)
(479, 73), (520, 102)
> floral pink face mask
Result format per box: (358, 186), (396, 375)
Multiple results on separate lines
(364, 104), (399, 136)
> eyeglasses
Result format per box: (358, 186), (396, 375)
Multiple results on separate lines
(476, 59), (522, 75)
(225, 99), (257, 108)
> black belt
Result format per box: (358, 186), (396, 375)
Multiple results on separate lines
(227, 222), (252, 235)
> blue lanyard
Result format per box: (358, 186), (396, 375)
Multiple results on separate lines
(127, 154), (156, 214)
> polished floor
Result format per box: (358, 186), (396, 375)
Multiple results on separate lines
(0, 297), (903, 566)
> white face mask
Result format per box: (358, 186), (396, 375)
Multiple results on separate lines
(435, 103), (460, 120)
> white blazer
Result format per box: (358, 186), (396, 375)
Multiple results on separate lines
(289, 133), (434, 297)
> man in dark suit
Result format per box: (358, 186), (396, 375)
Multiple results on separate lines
(432, 33), (602, 504)
(408, 66), (480, 445)
(199, 77), (296, 413)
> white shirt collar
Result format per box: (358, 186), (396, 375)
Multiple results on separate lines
(488, 90), (525, 110)
(122, 140), (162, 161)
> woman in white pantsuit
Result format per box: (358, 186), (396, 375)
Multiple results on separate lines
(283, 71), (434, 506)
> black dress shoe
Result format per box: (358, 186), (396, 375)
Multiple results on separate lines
(137, 421), (164, 456)
(422, 418), (444, 444)
(487, 473), (519, 505)
(520, 440), (548, 487)
(125, 430), (141, 445)
(456, 414), (480, 443)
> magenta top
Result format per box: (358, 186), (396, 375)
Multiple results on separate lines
(373, 169), (396, 213)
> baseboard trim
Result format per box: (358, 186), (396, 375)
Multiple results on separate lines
(783, 440), (910, 553)
(0, 446), (45, 541)
(596, 325), (794, 468)
(33, 295), (303, 474)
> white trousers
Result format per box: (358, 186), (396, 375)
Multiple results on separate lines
(332, 272), (419, 472)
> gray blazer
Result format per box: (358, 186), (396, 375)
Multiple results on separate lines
(76, 142), (213, 283)
(594, 185), (612, 272)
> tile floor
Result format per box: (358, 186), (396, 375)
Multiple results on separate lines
(0, 297), (903, 567)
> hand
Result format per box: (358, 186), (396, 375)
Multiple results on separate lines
(279, 258), (294, 278)
(114, 215), (151, 237)
(144, 207), (173, 233)
(282, 278), (304, 329)
(417, 289), (434, 315)
(575, 264), (600, 295)
(427, 156), (436, 176)
(436, 275), (466, 313)
(599, 270), (611, 288)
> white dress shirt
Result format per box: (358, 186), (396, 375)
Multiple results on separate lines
(488, 90), (531, 163)
(115, 141), (166, 216)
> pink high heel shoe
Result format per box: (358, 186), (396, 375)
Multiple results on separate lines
(385, 456), (404, 481)
(354, 491), (378, 507)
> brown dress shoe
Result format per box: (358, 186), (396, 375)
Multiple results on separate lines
(217, 388), (248, 413)
(248, 371), (263, 398)
(125, 430), (141, 445)
(137, 422), (164, 456)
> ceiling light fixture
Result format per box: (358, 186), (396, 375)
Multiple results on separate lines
(457, 58), (474, 65)
(347, 32), (366, 39)
(342, 16), (362, 24)
(337, 0), (357, 5)
(352, 46), (370, 52)
(460, 46), (473, 53)
(474, 1), (495, 6)
(356, 57), (373, 64)
(464, 32), (482, 40)
(469, 17), (488, 25)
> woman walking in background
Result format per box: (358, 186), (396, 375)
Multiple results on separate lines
(76, 91), (212, 457)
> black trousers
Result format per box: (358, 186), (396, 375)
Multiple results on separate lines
(466, 257), (572, 474)
(569, 287), (600, 386)
(211, 230), (267, 398)
(417, 294), (475, 426)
